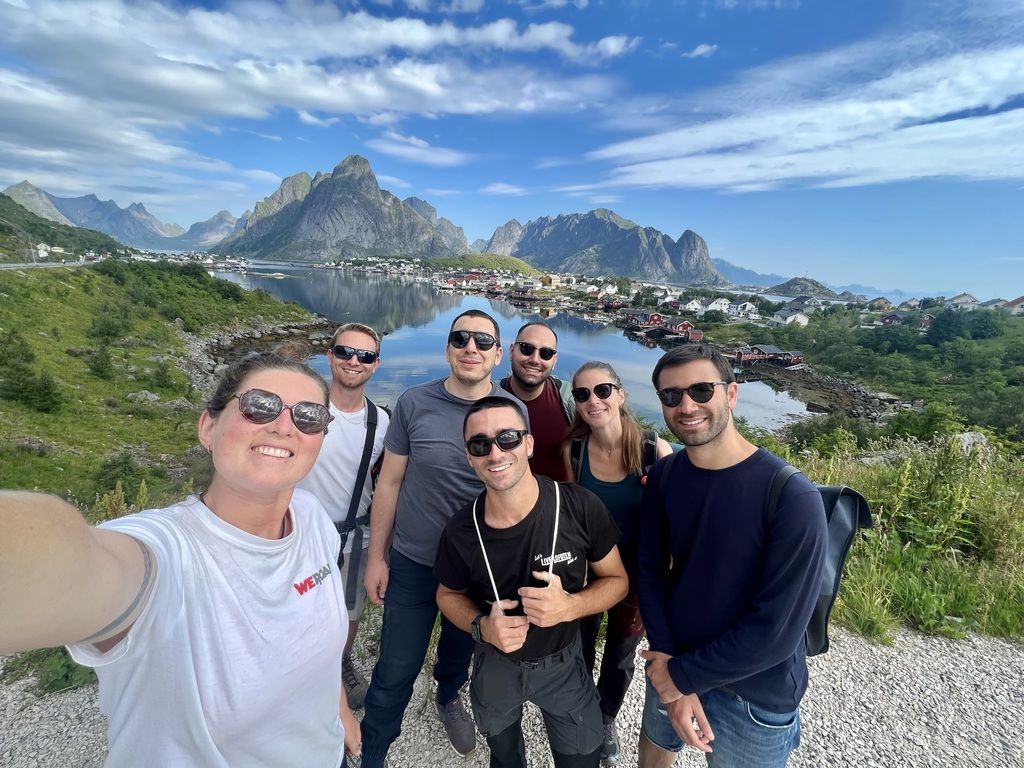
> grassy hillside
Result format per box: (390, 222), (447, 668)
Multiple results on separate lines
(426, 252), (541, 275)
(0, 260), (312, 505)
(0, 193), (125, 262)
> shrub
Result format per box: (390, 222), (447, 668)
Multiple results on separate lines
(94, 451), (147, 501)
(87, 345), (114, 380)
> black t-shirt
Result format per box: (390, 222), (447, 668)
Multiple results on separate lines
(434, 478), (619, 662)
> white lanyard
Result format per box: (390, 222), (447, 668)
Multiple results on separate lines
(472, 478), (560, 617)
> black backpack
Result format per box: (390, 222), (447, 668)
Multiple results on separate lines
(569, 429), (658, 482)
(657, 454), (872, 657)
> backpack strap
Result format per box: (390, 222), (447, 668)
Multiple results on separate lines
(640, 429), (658, 479)
(569, 436), (584, 481)
(657, 450), (679, 499)
(339, 397), (380, 607)
(337, 397), (379, 535)
(766, 464), (801, 521)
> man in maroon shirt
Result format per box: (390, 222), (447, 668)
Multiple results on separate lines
(499, 322), (575, 482)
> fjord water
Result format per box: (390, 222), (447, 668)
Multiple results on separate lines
(218, 266), (809, 430)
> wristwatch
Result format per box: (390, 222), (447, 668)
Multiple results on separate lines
(471, 612), (485, 643)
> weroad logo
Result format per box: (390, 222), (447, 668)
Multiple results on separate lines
(293, 563), (332, 596)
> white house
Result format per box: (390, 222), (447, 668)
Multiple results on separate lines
(770, 308), (810, 327)
(729, 301), (758, 317)
(680, 298), (703, 313)
(699, 297), (731, 315)
(946, 293), (979, 311)
(1002, 296), (1024, 316)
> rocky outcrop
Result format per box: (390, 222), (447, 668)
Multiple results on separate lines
(486, 218), (525, 256)
(174, 315), (333, 395)
(768, 277), (838, 298)
(3, 181), (72, 225)
(164, 210), (238, 250)
(484, 210), (721, 284)
(214, 156), (468, 261)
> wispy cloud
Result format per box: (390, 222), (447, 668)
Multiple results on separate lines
(426, 188), (460, 196)
(681, 43), (718, 59)
(377, 174), (412, 188)
(578, 6), (1024, 194)
(366, 131), (475, 166)
(481, 182), (528, 195)
(0, 0), (628, 222)
(297, 111), (340, 128)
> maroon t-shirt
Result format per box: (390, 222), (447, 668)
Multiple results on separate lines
(502, 377), (572, 482)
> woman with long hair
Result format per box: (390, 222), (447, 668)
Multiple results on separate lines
(562, 360), (673, 767)
(0, 351), (361, 767)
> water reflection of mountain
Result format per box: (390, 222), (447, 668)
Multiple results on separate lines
(230, 270), (462, 333)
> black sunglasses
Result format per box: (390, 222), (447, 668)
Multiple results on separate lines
(331, 344), (379, 364)
(465, 429), (528, 457)
(232, 389), (334, 435)
(571, 383), (621, 403)
(449, 330), (498, 351)
(657, 381), (729, 407)
(515, 341), (557, 361)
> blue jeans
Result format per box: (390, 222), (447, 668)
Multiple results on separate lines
(642, 678), (800, 768)
(360, 550), (474, 762)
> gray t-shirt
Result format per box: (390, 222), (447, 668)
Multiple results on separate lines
(385, 377), (526, 566)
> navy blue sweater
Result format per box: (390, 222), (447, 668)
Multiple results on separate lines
(637, 448), (826, 713)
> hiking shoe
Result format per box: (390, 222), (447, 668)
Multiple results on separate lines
(600, 718), (620, 766)
(342, 654), (368, 710)
(435, 693), (476, 756)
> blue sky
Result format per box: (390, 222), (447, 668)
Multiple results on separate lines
(1, 0), (1021, 298)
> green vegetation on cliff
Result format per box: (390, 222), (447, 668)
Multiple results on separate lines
(0, 193), (125, 262)
(0, 260), (311, 505)
(425, 252), (540, 275)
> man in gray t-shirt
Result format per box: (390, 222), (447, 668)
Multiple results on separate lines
(359, 309), (525, 768)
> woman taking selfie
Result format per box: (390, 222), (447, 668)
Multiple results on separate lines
(562, 360), (673, 766)
(0, 351), (360, 767)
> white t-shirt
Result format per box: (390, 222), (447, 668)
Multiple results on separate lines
(297, 399), (389, 555)
(68, 491), (347, 768)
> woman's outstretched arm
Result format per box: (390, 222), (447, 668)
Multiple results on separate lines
(0, 491), (153, 654)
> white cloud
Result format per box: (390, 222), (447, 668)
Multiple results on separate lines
(377, 174), (413, 188)
(681, 43), (718, 59)
(426, 188), (460, 196)
(481, 182), (528, 195)
(297, 111), (341, 127)
(366, 131), (475, 166)
(536, 156), (572, 169)
(517, 0), (589, 10)
(580, 10), (1024, 194)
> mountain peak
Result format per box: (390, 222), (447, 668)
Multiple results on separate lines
(334, 154), (374, 178)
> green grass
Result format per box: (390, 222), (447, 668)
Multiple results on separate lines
(0, 259), (319, 694)
(425, 252), (541, 275)
(794, 431), (1024, 643)
(0, 261), (313, 505)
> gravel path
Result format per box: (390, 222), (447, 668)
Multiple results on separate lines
(2, 627), (1022, 767)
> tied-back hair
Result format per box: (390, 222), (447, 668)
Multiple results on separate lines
(204, 348), (329, 415)
(565, 361), (645, 477)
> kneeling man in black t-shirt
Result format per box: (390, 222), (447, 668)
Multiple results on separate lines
(434, 396), (628, 768)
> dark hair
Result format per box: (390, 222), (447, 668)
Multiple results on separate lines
(514, 321), (558, 344)
(332, 322), (382, 352)
(204, 350), (329, 415)
(463, 396), (528, 436)
(450, 309), (500, 345)
(651, 345), (734, 390)
(565, 361), (645, 477)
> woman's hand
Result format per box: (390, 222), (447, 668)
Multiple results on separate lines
(341, 700), (361, 758)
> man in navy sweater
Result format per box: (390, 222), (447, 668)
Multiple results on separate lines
(636, 345), (826, 768)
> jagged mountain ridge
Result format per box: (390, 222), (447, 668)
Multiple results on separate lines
(483, 209), (721, 284)
(214, 156), (469, 260)
(165, 210), (238, 250)
(2, 181), (185, 249)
